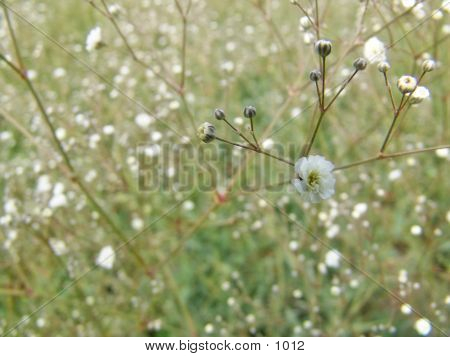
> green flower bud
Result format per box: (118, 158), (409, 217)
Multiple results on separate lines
(353, 57), (367, 71)
(197, 122), (216, 143)
(309, 69), (322, 82)
(315, 39), (332, 58)
(214, 108), (226, 120)
(243, 105), (256, 119)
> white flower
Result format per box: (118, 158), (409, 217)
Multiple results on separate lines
(85, 27), (103, 52)
(325, 250), (340, 268)
(408, 86), (430, 104)
(400, 304), (412, 315)
(135, 113), (154, 128)
(49, 239), (68, 256)
(363, 37), (386, 63)
(414, 318), (432, 336)
(96, 245), (115, 270)
(292, 155), (336, 203)
(262, 138), (274, 150)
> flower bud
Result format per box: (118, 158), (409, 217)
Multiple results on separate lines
(314, 39), (332, 58)
(197, 122), (216, 143)
(353, 57), (367, 71)
(309, 69), (322, 82)
(397, 75), (417, 94)
(377, 61), (390, 73)
(243, 105), (256, 119)
(214, 108), (226, 120)
(422, 59), (436, 73)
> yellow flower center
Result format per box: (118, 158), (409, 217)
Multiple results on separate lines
(307, 170), (320, 188)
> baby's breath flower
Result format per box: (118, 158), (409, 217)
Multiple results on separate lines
(363, 37), (386, 63)
(422, 59), (436, 72)
(407, 86), (430, 104)
(397, 75), (417, 94)
(414, 318), (432, 336)
(353, 57), (368, 71)
(85, 26), (103, 52)
(197, 122), (216, 143)
(314, 39), (332, 58)
(309, 69), (322, 82)
(292, 155), (336, 203)
(377, 61), (391, 73)
(96, 245), (115, 270)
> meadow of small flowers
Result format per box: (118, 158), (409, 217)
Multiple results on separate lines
(0, 0), (449, 337)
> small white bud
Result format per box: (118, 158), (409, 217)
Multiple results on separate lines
(397, 75), (417, 94)
(422, 59), (436, 72)
(377, 61), (390, 73)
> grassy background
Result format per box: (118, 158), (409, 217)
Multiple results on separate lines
(0, 0), (449, 336)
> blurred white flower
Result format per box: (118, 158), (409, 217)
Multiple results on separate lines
(410, 225), (423, 236)
(363, 37), (386, 63)
(401, 0), (415, 8)
(388, 169), (402, 181)
(85, 27), (103, 52)
(135, 113), (154, 128)
(398, 269), (408, 284)
(49, 239), (68, 256)
(400, 304), (412, 315)
(408, 86), (430, 104)
(96, 245), (115, 270)
(131, 217), (144, 231)
(103, 125), (115, 135)
(414, 318), (432, 336)
(182, 200), (195, 211)
(261, 138), (274, 150)
(435, 148), (449, 158)
(325, 250), (340, 268)
(292, 155), (335, 203)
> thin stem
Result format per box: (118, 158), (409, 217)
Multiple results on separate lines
(324, 69), (359, 111)
(259, 149), (294, 166)
(249, 117), (260, 149)
(379, 94), (405, 153)
(334, 144), (450, 171)
(291, 1), (320, 37)
(303, 110), (325, 156)
(174, 0), (191, 91)
(315, 0), (320, 39)
(215, 137), (294, 166)
(215, 136), (254, 150)
(223, 118), (257, 149)
(2, 5), (25, 71)
(321, 56), (326, 109)
(383, 71), (397, 113)
(315, 80), (322, 109)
